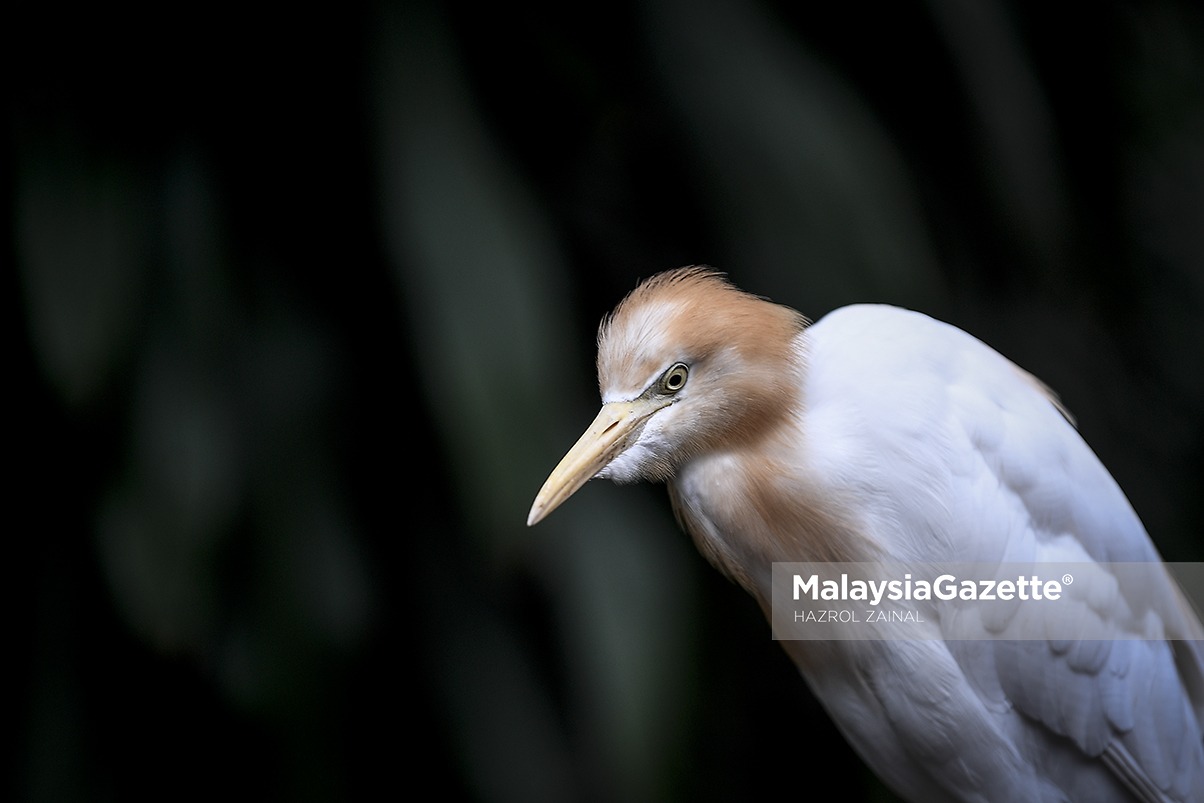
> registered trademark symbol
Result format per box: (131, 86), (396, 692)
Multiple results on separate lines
(1062, 573), (1074, 585)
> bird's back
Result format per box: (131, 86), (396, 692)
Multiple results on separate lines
(789, 304), (1204, 799)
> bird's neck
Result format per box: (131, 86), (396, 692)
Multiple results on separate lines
(669, 423), (878, 603)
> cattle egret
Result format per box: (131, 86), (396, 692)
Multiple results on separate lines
(528, 266), (1204, 802)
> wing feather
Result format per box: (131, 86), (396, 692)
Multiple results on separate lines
(801, 305), (1204, 801)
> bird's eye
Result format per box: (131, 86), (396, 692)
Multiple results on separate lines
(659, 363), (689, 395)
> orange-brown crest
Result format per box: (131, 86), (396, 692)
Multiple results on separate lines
(597, 266), (807, 417)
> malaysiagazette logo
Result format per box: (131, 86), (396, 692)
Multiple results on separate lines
(771, 561), (1204, 641)
(793, 571), (1065, 605)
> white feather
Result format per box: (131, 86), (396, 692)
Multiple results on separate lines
(767, 304), (1204, 801)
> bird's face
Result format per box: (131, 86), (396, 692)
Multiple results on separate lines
(523, 361), (690, 527)
(528, 268), (807, 526)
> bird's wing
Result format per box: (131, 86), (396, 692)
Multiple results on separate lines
(800, 305), (1204, 802)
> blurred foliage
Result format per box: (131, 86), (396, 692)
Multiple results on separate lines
(9, 0), (1204, 801)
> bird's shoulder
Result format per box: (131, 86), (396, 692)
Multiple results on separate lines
(801, 303), (1034, 416)
(799, 304), (1136, 562)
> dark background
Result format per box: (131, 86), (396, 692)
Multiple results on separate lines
(10, 0), (1204, 800)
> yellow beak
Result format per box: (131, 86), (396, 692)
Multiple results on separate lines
(527, 399), (663, 526)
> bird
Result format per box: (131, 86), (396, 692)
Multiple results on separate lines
(527, 266), (1204, 802)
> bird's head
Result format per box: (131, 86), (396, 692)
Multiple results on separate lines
(528, 266), (807, 525)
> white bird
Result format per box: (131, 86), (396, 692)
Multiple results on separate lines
(528, 266), (1204, 802)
